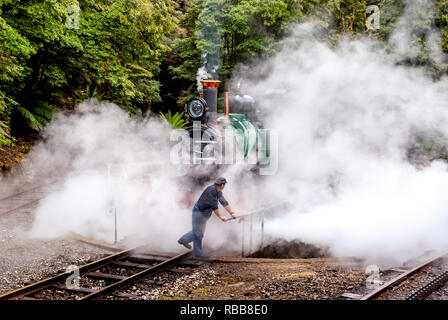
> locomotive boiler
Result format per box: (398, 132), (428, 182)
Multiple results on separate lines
(182, 79), (271, 178)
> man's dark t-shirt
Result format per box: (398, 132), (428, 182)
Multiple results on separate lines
(196, 185), (229, 214)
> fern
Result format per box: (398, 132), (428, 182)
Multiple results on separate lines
(13, 101), (55, 132)
(18, 106), (43, 131)
(0, 121), (9, 138)
(159, 110), (188, 129)
(34, 104), (55, 123)
(4, 97), (40, 131)
(125, 63), (153, 78)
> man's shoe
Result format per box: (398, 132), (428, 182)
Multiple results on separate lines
(178, 239), (192, 249)
(193, 252), (209, 259)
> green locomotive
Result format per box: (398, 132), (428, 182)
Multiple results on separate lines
(183, 80), (272, 176)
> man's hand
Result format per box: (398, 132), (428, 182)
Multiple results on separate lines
(221, 216), (228, 222)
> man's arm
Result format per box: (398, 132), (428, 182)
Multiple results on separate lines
(224, 205), (238, 219)
(213, 209), (228, 221)
(217, 191), (238, 218)
(218, 191), (229, 207)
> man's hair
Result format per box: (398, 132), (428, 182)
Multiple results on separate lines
(214, 177), (227, 185)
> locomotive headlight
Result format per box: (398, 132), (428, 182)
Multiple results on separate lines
(187, 97), (207, 120)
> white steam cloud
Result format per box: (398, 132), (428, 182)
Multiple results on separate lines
(26, 101), (196, 251)
(232, 1), (448, 264)
(24, 100), (248, 253)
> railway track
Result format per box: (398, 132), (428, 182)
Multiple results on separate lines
(361, 252), (448, 300)
(0, 245), (199, 300)
(0, 181), (57, 216)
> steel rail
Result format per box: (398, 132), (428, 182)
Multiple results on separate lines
(0, 245), (195, 300)
(406, 270), (448, 300)
(0, 199), (42, 216)
(360, 252), (448, 300)
(0, 180), (57, 202)
(68, 232), (124, 253)
(0, 185), (45, 202)
(80, 251), (192, 300)
(0, 246), (146, 300)
(0, 245), (193, 300)
(0, 180), (58, 216)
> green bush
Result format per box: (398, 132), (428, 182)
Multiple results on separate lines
(159, 110), (189, 129)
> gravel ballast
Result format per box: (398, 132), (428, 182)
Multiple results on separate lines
(0, 190), (109, 295)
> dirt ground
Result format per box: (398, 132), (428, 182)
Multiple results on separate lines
(199, 257), (366, 300)
(0, 136), (34, 178)
(105, 256), (367, 300)
(0, 197), (109, 295)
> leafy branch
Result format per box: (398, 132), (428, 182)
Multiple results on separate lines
(159, 110), (188, 129)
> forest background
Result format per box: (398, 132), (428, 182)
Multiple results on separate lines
(1, 0), (448, 169)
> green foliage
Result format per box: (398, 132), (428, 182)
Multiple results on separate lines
(12, 94), (55, 132)
(0, 91), (14, 146)
(3, 0), (448, 145)
(159, 110), (189, 129)
(33, 103), (56, 127)
(0, 14), (35, 83)
(165, 1), (203, 107)
(0, 96), (14, 146)
(163, 0), (317, 108)
(0, 132), (16, 147)
(0, 91), (11, 122)
(437, 0), (448, 55)
(332, 0), (367, 34)
(17, 106), (42, 131)
(0, 0), (179, 136)
(371, 0), (405, 42)
(0, 120), (10, 139)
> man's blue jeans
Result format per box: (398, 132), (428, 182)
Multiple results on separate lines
(178, 205), (211, 256)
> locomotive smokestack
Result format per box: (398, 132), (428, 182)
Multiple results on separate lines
(201, 79), (220, 122)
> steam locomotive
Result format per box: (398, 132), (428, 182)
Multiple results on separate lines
(182, 79), (271, 178)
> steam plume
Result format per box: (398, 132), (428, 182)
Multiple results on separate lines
(231, 1), (448, 264)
